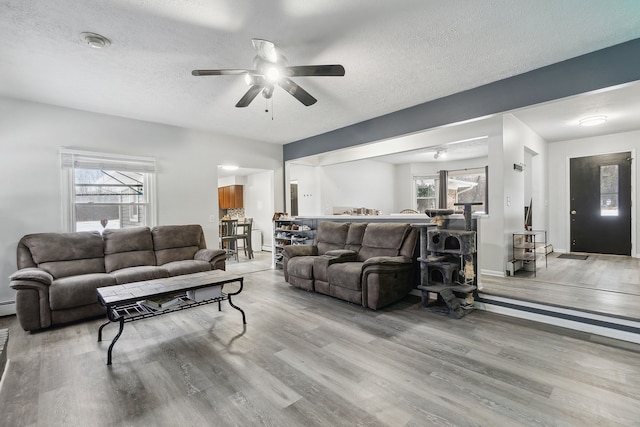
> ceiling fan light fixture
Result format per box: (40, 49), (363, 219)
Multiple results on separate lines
(80, 32), (110, 49)
(579, 114), (607, 126)
(262, 85), (274, 99)
(265, 66), (281, 83)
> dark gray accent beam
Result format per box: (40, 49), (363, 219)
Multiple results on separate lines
(284, 37), (640, 161)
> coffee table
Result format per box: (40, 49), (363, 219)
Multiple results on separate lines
(96, 270), (245, 365)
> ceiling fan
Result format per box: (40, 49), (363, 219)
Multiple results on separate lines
(192, 39), (345, 108)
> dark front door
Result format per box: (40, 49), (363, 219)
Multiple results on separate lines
(570, 152), (632, 255)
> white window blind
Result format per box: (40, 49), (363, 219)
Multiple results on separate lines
(60, 149), (156, 173)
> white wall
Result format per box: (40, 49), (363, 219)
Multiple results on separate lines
(480, 131), (508, 276)
(0, 97), (283, 313)
(393, 163), (413, 211)
(287, 163), (320, 215)
(548, 129), (640, 254)
(319, 159), (395, 215)
(243, 171), (275, 249)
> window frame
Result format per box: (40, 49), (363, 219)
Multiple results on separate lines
(60, 148), (157, 232)
(415, 166), (488, 214)
(413, 175), (439, 212)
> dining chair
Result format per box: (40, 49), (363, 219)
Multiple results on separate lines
(220, 219), (239, 262)
(236, 218), (253, 259)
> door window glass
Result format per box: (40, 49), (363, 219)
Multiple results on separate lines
(600, 165), (619, 216)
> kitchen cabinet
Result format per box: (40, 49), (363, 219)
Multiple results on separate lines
(218, 185), (243, 209)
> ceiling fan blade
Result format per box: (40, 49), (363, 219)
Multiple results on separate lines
(235, 85), (264, 108)
(278, 78), (317, 106)
(192, 69), (249, 76)
(286, 65), (345, 77)
(251, 39), (278, 63)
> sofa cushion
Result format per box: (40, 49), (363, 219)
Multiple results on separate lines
(316, 222), (350, 254)
(39, 258), (106, 280)
(50, 273), (116, 310)
(287, 256), (315, 280)
(327, 262), (364, 291)
(344, 222), (367, 253)
(152, 225), (206, 265)
(162, 260), (212, 276)
(110, 266), (169, 285)
(20, 231), (106, 278)
(358, 223), (411, 261)
(103, 227), (156, 273)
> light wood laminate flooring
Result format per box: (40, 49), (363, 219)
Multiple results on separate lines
(480, 252), (640, 320)
(1, 251), (640, 426)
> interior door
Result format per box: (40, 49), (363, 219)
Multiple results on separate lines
(570, 152), (632, 255)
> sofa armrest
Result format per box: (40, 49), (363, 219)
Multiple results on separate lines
(10, 279), (53, 331)
(194, 248), (226, 262)
(194, 248), (227, 271)
(324, 249), (358, 261)
(282, 245), (318, 258)
(362, 255), (412, 268)
(9, 267), (53, 286)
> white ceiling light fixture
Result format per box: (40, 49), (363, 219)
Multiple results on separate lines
(579, 114), (607, 127)
(219, 165), (239, 171)
(80, 32), (111, 49)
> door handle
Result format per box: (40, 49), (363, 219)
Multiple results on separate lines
(571, 210), (577, 215)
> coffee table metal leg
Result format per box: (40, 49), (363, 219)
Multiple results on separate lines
(226, 278), (246, 324)
(97, 319), (111, 342)
(106, 317), (125, 365)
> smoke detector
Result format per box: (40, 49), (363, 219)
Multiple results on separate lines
(80, 32), (111, 49)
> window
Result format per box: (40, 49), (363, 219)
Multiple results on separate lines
(600, 164), (619, 216)
(415, 167), (488, 214)
(414, 176), (439, 212)
(445, 167), (488, 214)
(61, 149), (156, 232)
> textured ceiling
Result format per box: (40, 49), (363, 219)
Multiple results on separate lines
(1, 0), (640, 145)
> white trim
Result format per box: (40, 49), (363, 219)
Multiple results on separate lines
(60, 148), (156, 171)
(480, 269), (505, 277)
(0, 359), (10, 394)
(477, 300), (640, 345)
(0, 302), (15, 317)
(59, 148), (157, 232)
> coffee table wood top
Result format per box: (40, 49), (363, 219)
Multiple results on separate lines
(97, 270), (242, 307)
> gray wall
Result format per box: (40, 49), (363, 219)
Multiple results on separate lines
(284, 38), (640, 161)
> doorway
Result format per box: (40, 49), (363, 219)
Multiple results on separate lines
(290, 180), (299, 216)
(569, 152), (632, 255)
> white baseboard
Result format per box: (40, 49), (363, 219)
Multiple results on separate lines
(480, 269), (505, 277)
(0, 359), (9, 393)
(477, 295), (640, 345)
(0, 303), (16, 317)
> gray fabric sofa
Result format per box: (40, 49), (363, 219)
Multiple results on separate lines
(9, 224), (226, 331)
(282, 221), (418, 309)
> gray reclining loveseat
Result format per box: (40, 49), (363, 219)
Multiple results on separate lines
(282, 221), (418, 309)
(9, 224), (226, 331)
